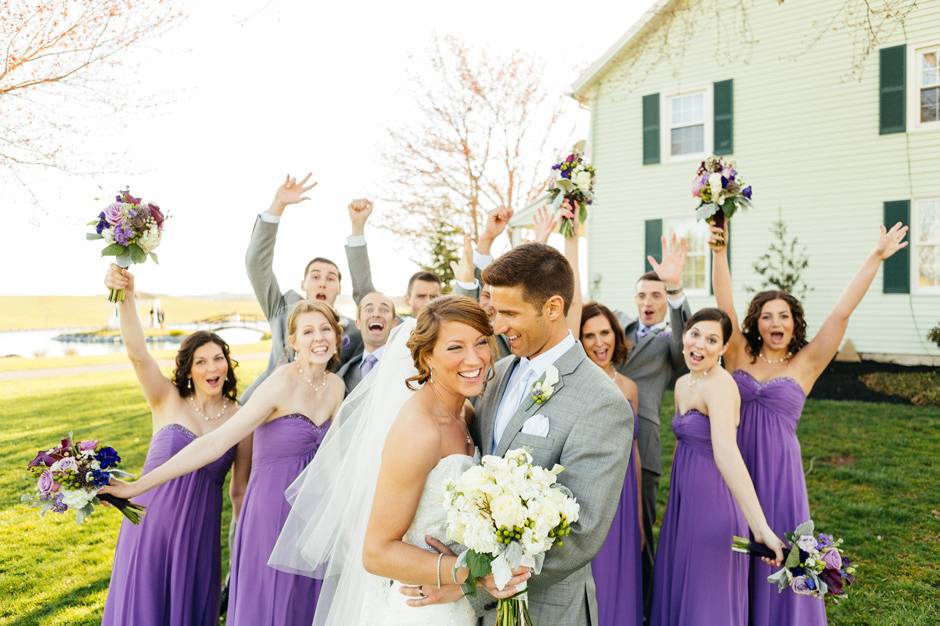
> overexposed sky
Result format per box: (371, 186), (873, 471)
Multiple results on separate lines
(0, 0), (656, 297)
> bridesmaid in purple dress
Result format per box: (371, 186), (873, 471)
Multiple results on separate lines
(650, 308), (783, 626)
(104, 299), (346, 626)
(710, 223), (909, 626)
(101, 265), (252, 626)
(579, 302), (643, 626)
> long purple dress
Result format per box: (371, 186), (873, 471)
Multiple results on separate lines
(733, 370), (827, 626)
(592, 404), (642, 626)
(650, 410), (749, 626)
(226, 413), (330, 625)
(103, 423), (236, 626)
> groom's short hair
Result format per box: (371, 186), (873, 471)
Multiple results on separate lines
(482, 243), (574, 314)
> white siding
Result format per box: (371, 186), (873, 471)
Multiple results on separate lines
(583, 0), (940, 359)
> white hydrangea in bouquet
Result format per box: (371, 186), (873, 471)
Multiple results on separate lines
(443, 448), (580, 626)
(87, 188), (166, 302)
(692, 155), (752, 229)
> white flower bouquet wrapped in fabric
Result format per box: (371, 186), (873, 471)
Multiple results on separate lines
(443, 448), (580, 626)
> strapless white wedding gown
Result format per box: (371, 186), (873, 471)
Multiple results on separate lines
(363, 451), (480, 626)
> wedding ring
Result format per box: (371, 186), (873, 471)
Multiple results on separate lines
(418, 585), (427, 599)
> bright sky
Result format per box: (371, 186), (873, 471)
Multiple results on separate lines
(0, 0), (656, 297)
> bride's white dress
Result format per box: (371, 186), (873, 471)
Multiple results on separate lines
(364, 452), (479, 626)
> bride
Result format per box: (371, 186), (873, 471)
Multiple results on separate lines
(270, 295), (528, 625)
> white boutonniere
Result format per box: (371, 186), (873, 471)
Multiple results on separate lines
(531, 365), (560, 405)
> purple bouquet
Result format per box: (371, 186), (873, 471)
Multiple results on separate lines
(546, 141), (595, 237)
(23, 435), (145, 524)
(87, 188), (166, 302)
(692, 156), (752, 228)
(732, 520), (856, 603)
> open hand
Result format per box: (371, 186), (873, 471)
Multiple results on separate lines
(449, 235), (475, 284)
(271, 173), (317, 214)
(348, 198), (374, 235)
(532, 204), (559, 244)
(874, 222), (909, 260)
(104, 264), (135, 294)
(647, 233), (688, 290)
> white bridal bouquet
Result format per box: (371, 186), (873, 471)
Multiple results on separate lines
(443, 448), (580, 626)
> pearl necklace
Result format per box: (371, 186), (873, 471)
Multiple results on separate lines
(298, 366), (328, 393)
(687, 366), (713, 387)
(189, 397), (228, 421)
(758, 351), (792, 365)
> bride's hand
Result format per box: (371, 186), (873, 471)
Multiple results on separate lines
(401, 583), (466, 607)
(479, 567), (532, 599)
(105, 264), (135, 294)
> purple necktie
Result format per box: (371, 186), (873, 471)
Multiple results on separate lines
(360, 353), (378, 376)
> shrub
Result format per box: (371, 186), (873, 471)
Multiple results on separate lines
(928, 323), (940, 348)
(860, 371), (940, 407)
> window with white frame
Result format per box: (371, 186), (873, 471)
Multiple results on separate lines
(919, 46), (940, 124)
(914, 198), (940, 293)
(663, 216), (710, 294)
(669, 92), (705, 156)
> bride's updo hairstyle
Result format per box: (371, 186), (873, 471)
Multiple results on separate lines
(405, 295), (494, 390)
(741, 290), (808, 362)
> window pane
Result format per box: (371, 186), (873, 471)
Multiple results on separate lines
(918, 199), (940, 243)
(671, 124), (704, 155)
(922, 50), (938, 70)
(917, 245), (940, 288)
(922, 67), (940, 87)
(921, 87), (940, 123)
(670, 93), (703, 126)
(663, 217), (709, 291)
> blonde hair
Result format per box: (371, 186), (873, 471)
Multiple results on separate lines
(287, 300), (343, 368)
(405, 295), (494, 390)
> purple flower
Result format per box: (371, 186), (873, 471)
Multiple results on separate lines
(797, 534), (818, 553)
(720, 175), (728, 188)
(90, 469), (111, 488)
(51, 493), (67, 513)
(113, 223), (133, 246)
(78, 440), (98, 452)
(95, 212), (109, 235)
(95, 446), (121, 469)
(822, 548), (842, 570)
(28, 450), (58, 468)
(790, 576), (815, 595)
(742, 185), (752, 199)
(117, 190), (142, 205)
(104, 202), (125, 226)
(820, 569), (844, 595)
(341, 334), (351, 350)
(38, 470), (55, 495)
(148, 203), (166, 228)
(56, 457), (78, 472)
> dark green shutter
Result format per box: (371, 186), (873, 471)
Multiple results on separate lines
(642, 94), (660, 165)
(644, 219), (662, 272)
(883, 200), (910, 293)
(713, 79), (733, 155)
(879, 45), (906, 134)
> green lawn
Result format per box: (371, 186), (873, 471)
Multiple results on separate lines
(1, 374), (937, 624)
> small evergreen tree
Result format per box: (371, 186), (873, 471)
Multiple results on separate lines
(421, 219), (461, 293)
(928, 323), (940, 349)
(746, 217), (813, 300)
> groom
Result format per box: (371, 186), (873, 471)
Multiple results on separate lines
(426, 243), (633, 625)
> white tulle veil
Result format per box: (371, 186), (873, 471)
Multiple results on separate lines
(268, 317), (418, 625)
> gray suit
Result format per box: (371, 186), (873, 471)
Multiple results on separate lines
(335, 351), (368, 394)
(469, 342), (632, 626)
(241, 216), (362, 402)
(614, 300), (690, 613)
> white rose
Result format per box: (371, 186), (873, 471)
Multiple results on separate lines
(138, 225), (161, 253)
(457, 465), (490, 493)
(490, 494), (526, 530)
(102, 228), (115, 243)
(708, 173), (724, 203)
(574, 170), (592, 194)
(60, 488), (95, 510)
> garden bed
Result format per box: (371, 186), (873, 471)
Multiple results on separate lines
(810, 360), (940, 407)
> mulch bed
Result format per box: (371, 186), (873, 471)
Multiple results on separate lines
(809, 360), (939, 404)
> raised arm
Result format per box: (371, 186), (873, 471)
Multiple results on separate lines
(246, 174), (317, 319)
(104, 265), (175, 409)
(709, 224), (746, 367)
(532, 204), (559, 245)
(101, 370), (284, 500)
(557, 202), (582, 336)
(705, 376), (783, 563)
(477, 207), (513, 258)
(346, 198), (376, 305)
(450, 234), (481, 299)
(797, 223), (909, 383)
(648, 234), (692, 371)
(528, 389), (632, 592)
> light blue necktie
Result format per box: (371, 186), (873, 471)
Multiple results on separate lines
(360, 353), (378, 377)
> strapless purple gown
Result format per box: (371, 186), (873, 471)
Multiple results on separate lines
(650, 410), (749, 626)
(102, 423), (236, 626)
(733, 370), (827, 626)
(227, 414), (330, 625)
(592, 404), (642, 626)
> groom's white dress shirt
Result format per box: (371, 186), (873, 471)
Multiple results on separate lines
(491, 332), (576, 451)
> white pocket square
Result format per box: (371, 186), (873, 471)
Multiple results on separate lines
(521, 414), (550, 437)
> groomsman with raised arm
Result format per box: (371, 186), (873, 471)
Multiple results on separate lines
(344, 199), (443, 317)
(242, 173), (362, 402)
(614, 234), (691, 617)
(336, 291), (396, 393)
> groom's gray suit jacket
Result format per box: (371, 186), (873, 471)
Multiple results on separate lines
(469, 342), (633, 626)
(240, 216), (362, 402)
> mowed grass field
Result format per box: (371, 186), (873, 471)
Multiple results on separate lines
(1, 362), (938, 624)
(0, 295), (264, 331)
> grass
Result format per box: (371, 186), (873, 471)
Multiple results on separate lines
(0, 295), (263, 331)
(0, 379), (937, 624)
